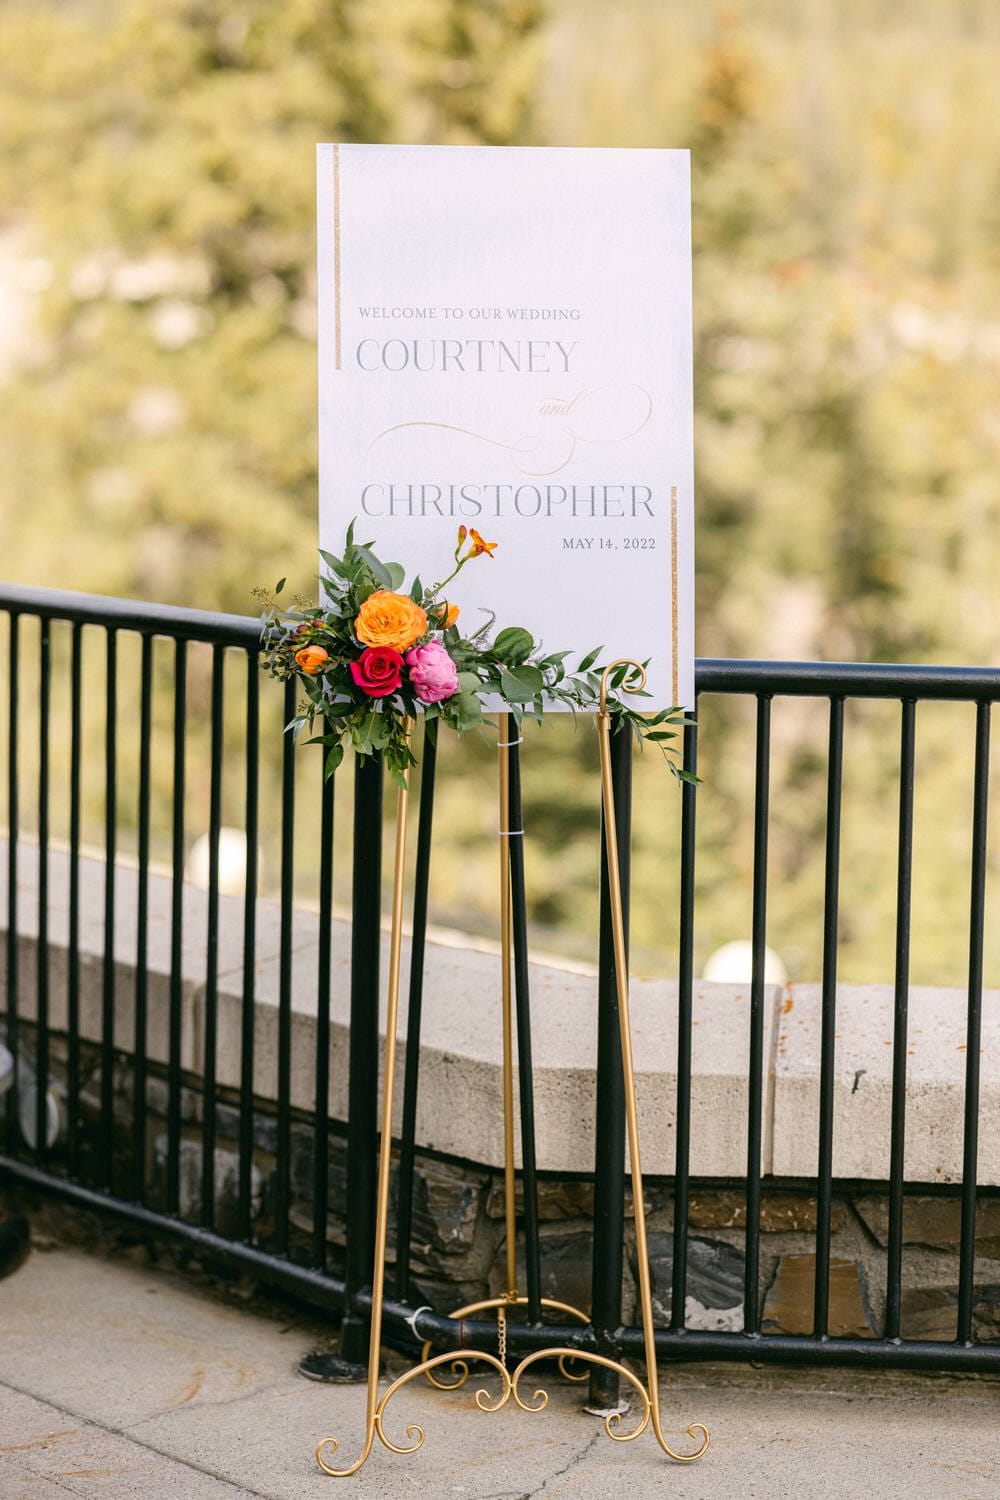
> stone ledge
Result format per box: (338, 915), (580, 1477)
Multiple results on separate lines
(772, 983), (1000, 1183)
(2, 840), (999, 1182)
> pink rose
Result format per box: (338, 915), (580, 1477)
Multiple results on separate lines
(406, 640), (459, 704)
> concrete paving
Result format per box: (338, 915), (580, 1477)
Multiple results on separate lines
(1, 1243), (1000, 1499)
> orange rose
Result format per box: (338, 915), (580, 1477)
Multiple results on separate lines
(294, 644), (329, 674)
(355, 590), (427, 652)
(431, 600), (459, 629)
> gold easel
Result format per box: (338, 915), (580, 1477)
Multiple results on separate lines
(316, 666), (710, 1475)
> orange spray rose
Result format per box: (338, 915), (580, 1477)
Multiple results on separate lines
(294, 645), (329, 674)
(431, 601), (459, 629)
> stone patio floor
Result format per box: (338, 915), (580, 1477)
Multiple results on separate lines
(1, 1237), (999, 1499)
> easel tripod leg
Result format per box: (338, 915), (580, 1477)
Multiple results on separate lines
(316, 723), (511, 1477)
(504, 666), (709, 1462)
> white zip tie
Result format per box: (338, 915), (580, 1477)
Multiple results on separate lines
(404, 1304), (434, 1338)
(498, 829), (524, 837)
(497, 736), (525, 748)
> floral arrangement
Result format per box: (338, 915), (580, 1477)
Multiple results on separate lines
(256, 524), (691, 785)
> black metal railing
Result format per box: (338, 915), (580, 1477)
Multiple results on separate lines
(1, 583), (999, 1378)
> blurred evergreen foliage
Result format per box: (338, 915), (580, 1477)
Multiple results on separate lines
(2, 0), (1000, 985)
(0, 0), (542, 606)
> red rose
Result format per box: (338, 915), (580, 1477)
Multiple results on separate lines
(350, 645), (404, 698)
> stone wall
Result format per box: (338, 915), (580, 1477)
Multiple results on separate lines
(7, 1025), (1000, 1343)
(3, 839), (1000, 1342)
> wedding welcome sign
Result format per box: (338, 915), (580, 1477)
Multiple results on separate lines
(316, 144), (694, 708)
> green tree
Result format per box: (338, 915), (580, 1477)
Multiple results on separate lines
(0, 0), (544, 610)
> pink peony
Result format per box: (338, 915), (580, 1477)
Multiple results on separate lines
(406, 640), (459, 704)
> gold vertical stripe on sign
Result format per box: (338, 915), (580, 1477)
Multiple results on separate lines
(670, 484), (679, 705)
(333, 144), (342, 370)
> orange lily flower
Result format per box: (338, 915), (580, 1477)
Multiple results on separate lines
(468, 527), (498, 558)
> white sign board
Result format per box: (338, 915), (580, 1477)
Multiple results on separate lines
(317, 144), (694, 708)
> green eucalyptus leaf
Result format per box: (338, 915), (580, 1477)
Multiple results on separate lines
(493, 625), (534, 665)
(512, 664), (544, 694)
(353, 543), (392, 588)
(368, 717), (388, 749)
(500, 670), (529, 702)
(500, 666), (543, 702)
(454, 692), (483, 726)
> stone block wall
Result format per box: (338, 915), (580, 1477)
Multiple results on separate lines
(6, 1023), (999, 1344)
(3, 841), (1000, 1346)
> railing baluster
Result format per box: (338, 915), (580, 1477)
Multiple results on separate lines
(201, 644), (225, 1230)
(167, 640), (187, 1216)
(36, 617), (50, 1166)
(885, 699), (916, 1339)
(814, 696), (844, 1338)
(99, 627), (118, 1191)
(133, 632), (153, 1200)
(394, 729), (437, 1300)
(671, 710), (699, 1332)
(340, 751), (384, 1366)
(4, 615), (18, 1153)
(275, 676), (296, 1257)
(239, 658), (260, 1242)
(313, 750), (335, 1270)
(507, 725), (542, 1323)
(958, 701), (990, 1343)
(589, 715), (631, 1409)
(67, 622), (82, 1177)
(744, 693), (771, 1334)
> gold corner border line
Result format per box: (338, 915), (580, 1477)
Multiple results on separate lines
(670, 484), (679, 706)
(333, 144), (342, 370)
